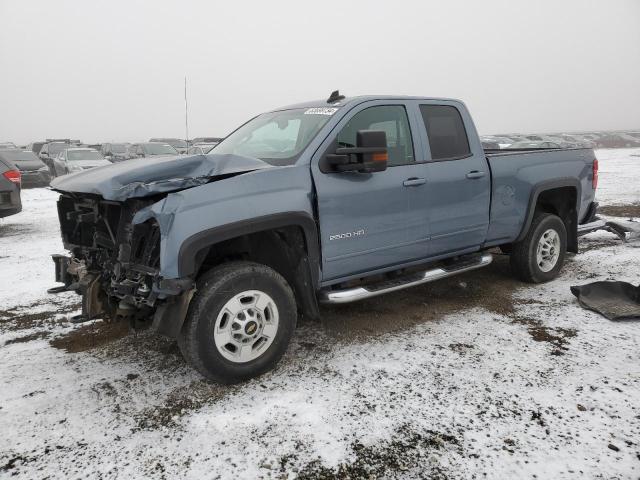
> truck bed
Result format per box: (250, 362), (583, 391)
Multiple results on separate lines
(482, 146), (596, 247)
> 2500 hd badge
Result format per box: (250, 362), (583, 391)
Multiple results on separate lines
(329, 229), (365, 241)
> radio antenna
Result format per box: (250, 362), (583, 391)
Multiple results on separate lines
(184, 76), (190, 146)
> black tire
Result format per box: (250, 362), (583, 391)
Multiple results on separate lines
(179, 261), (297, 384)
(510, 212), (567, 283)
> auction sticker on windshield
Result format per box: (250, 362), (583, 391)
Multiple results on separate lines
(304, 107), (339, 115)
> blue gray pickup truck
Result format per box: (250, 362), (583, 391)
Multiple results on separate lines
(49, 92), (599, 382)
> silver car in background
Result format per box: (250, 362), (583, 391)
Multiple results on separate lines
(52, 148), (112, 177)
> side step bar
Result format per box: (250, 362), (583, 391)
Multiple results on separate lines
(319, 253), (493, 304)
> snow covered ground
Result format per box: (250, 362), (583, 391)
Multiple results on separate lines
(1, 148), (639, 479)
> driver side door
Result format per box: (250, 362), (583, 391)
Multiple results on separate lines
(311, 101), (429, 283)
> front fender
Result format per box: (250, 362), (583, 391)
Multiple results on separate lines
(134, 165), (319, 281)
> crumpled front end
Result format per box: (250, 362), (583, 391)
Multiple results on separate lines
(49, 192), (193, 333)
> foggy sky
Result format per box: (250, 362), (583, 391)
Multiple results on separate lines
(1, 0), (639, 144)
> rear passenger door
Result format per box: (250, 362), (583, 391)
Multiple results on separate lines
(417, 103), (490, 256)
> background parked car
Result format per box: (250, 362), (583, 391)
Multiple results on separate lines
(480, 140), (501, 150)
(508, 140), (562, 149)
(101, 142), (131, 162)
(52, 148), (111, 177)
(187, 142), (218, 154)
(0, 142), (17, 150)
(149, 138), (188, 154)
(27, 141), (46, 155)
(560, 134), (595, 148)
(130, 142), (179, 158)
(523, 134), (545, 141)
(0, 149), (51, 188)
(481, 136), (514, 148)
(596, 133), (640, 148)
(190, 137), (224, 144)
(542, 135), (579, 148)
(87, 143), (102, 152)
(0, 155), (21, 218)
(39, 141), (75, 175)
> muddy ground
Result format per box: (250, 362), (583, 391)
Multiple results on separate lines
(599, 203), (640, 218)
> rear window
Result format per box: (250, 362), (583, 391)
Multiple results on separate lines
(143, 144), (178, 155)
(419, 105), (471, 161)
(0, 150), (40, 163)
(48, 143), (69, 155)
(67, 150), (104, 161)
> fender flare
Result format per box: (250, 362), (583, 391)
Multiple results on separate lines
(177, 211), (321, 286)
(516, 178), (581, 249)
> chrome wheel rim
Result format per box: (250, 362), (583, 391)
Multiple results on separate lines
(536, 228), (560, 273)
(214, 290), (279, 363)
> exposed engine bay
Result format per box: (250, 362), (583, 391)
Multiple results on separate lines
(50, 193), (191, 328)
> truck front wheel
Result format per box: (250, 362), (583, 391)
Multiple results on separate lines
(179, 261), (297, 383)
(510, 212), (567, 283)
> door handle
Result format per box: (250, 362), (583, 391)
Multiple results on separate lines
(466, 171), (486, 179)
(403, 177), (426, 187)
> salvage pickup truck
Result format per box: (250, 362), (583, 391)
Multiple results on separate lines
(49, 92), (599, 383)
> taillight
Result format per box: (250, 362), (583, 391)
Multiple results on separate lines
(3, 169), (21, 185)
(592, 159), (598, 190)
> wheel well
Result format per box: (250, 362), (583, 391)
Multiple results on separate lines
(195, 226), (320, 320)
(535, 186), (578, 252)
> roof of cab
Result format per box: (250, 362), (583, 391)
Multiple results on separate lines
(271, 95), (462, 112)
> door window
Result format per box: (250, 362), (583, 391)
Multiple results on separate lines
(419, 105), (471, 161)
(337, 105), (414, 166)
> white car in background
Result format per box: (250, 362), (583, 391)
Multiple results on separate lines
(52, 148), (112, 177)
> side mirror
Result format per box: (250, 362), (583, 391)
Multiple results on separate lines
(324, 130), (388, 173)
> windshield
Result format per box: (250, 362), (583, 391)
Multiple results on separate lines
(213, 107), (337, 165)
(0, 150), (41, 162)
(112, 144), (128, 153)
(144, 144), (178, 155)
(49, 143), (69, 155)
(67, 150), (105, 161)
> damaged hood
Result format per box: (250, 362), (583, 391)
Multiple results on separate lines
(50, 153), (273, 201)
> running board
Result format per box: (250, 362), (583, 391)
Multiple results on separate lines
(319, 253), (493, 304)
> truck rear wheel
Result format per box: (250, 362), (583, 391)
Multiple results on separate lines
(179, 261), (297, 383)
(510, 212), (567, 283)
